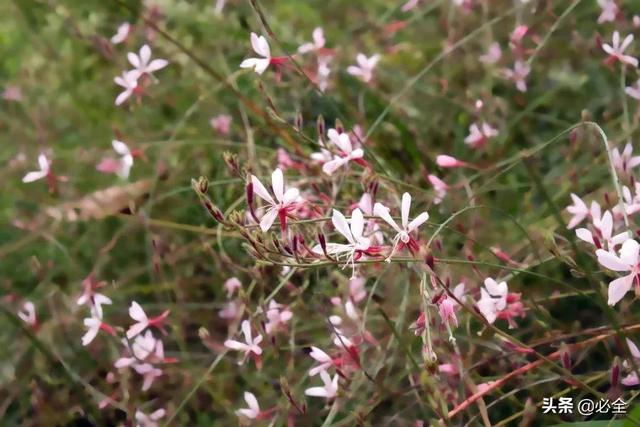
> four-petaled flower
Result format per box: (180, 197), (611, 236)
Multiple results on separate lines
(347, 53), (380, 83)
(322, 128), (365, 175)
(23, 153), (51, 183)
(464, 122), (498, 149)
(264, 300), (293, 334)
(305, 370), (339, 399)
(596, 239), (640, 306)
(373, 192), (429, 260)
(240, 33), (276, 75)
(602, 31), (638, 67)
(576, 210), (628, 250)
(224, 319), (263, 363)
(127, 301), (170, 339)
(476, 278), (508, 324)
(503, 60), (531, 92)
(250, 168), (301, 232)
(313, 208), (379, 277)
(612, 143), (640, 176)
(114, 70), (141, 106)
(128, 45), (169, 76)
(236, 391), (261, 419)
(135, 408), (166, 427)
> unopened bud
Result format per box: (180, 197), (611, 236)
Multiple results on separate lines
(425, 253), (435, 269)
(223, 151), (240, 176)
(611, 357), (620, 388)
(317, 116), (325, 142)
(295, 112), (303, 131)
(335, 119), (344, 134)
(560, 343), (571, 371)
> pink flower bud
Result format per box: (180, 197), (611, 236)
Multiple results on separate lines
(436, 155), (465, 168)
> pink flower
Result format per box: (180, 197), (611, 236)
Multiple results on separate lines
(114, 70), (141, 106)
(111, 22), (132, 45)
(250, 168), (301, 232)
(305, 370), (339, 399)
(133, 363), (162, 391)
(401, 0), (420, 12)
(349, 276), (367, 303)
(347, 53), (380, 83)
(464, 122), (498, 149)
(22, 153), (50, 183)
(373, 192), (429, 260)
(597, 0), (619, 23)
(236, 391), (261, 419)
(17, 301), (37, 327)
(602, 32), (638, 67)
(128, 44), (168, 76)
(576, 210), (628, 250)
(322, 128), (365, 175)
(224, 277), (242, 298)
(224, 319), (263, 362)
(438, 282), (466, 328)
(566, 193), (600, 229)
(240, 33), (272, 75)
(612, 143), (640, 175)
(210, 114), (232, 135)
(626, 80), (640, 100)
(596, 239), (640, 306)
(503, 60), (531, 92)
(97, 140), (134, 179)
(135, 408), (166, 427)
(126, 301), (170, 339)
(298, 28), (326, 54)
(2, 85), (22, 102)
(264, 300), (293, 334)
(317, 56), (332, 92)
(218, 301), (239, 320)
(437, 154), (468, 168)
(427, 174), (448, 204)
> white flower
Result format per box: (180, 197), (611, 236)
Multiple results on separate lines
(566, 193), (601, 229)
(23, 153), (50, 183)
(576, 210), (628, 250)
(309, 346), (333, 376)
(347, 53), (380, 83)
(322, 128), (364, 175)
(127, 301), (150, 338)
(82, 317), (103, 346)
(596, 239), (640, 306)
(240, 32), (271, 75)
(602, 31), (638, 67)
(78, 293), (112, 319)
(111, 22), (131, 45)
(373, 192), (429, 261)
(626, 80), (640, 100)
(236, 392), (261, 419)
(114, 70), (140, 106)
(135, 408), (166, 427)
(612, 143), (640, 175)
(17, 301), (36, 326)
(312, 208), (372, 277)
(464, 122), (498, 148)
(112, 140), (134, 179)
(298, 27), (325, 54)
(305, 370), (339, 399)
(224, 320), (263, 361)
(476, 278), (508, 324)
(250, 168), (301, 232)
(128, 44), (169, 76)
